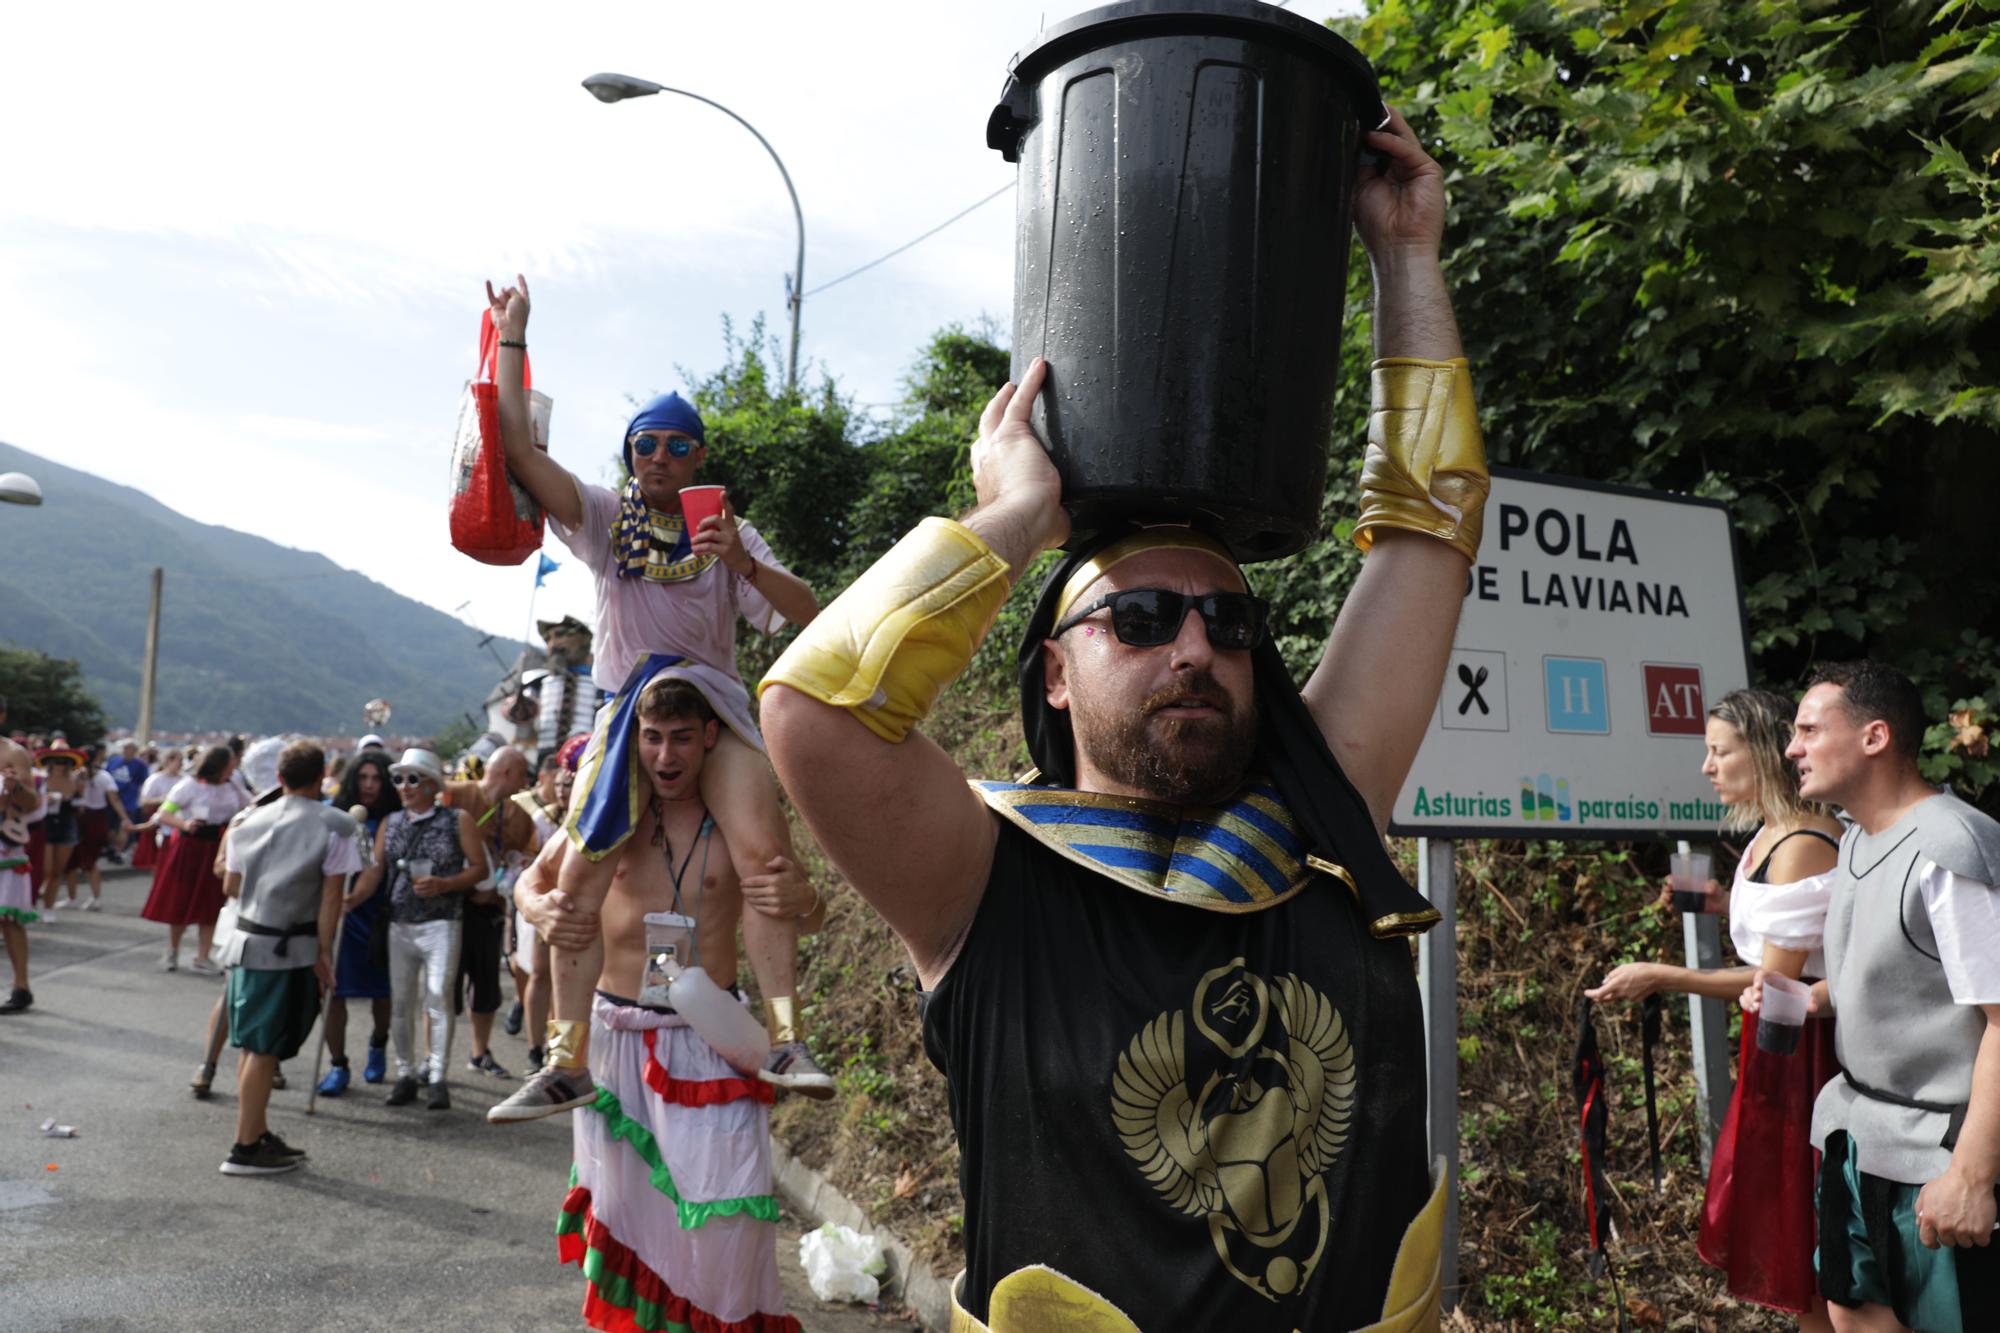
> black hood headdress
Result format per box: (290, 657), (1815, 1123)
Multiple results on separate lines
(1015, 525), (1439, 937)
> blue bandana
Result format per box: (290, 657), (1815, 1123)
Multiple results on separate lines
(621, 391), (706, 472)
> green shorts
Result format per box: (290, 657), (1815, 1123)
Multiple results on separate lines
(228, 965), (320, 1060)
(1818, 1130), (2000, 1333)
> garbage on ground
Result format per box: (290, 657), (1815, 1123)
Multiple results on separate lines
(39, 1119), (76, 1138)
(799, 1221), (888, 1303)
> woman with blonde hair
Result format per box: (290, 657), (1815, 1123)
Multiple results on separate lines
(1587, 686), (1843, 1331)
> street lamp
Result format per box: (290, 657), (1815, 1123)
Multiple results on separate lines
(583, 72), (805, 392)
(0, 471), (43, 506)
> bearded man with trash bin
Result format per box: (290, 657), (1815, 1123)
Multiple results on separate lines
(761, 5), (1488, 1327)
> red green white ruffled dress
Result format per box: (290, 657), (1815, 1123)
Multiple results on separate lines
(559, 992), (799, 1333)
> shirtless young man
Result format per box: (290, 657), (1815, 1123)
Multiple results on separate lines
(515, 678), (805, 1333)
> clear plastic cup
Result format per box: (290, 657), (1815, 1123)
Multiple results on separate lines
(679, 485), (727, 536)
(1671, 850), (1713, 913)
(640, 912), (695, 1008)
(1756, 974), (1811, 1056)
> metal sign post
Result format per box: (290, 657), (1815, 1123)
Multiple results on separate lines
(1681, 853), (1735, 1170)
(1417, 837), (1460, 1312)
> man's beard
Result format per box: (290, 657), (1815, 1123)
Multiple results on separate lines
(1069, 670), (1258, 806)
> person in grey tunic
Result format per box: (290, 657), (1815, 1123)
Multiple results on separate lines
(1745, 661), (2000, 1333)
(217, 742), (361, 1176)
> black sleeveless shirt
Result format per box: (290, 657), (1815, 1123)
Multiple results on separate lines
(923, 820), (1430, 1329)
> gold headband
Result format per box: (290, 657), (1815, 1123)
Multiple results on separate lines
(1053, 529), (1241, 625)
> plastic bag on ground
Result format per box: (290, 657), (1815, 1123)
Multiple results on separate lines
(799, 1221), (888, 1303)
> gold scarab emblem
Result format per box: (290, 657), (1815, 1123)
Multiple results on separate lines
(1110, 958), (1355, 1301)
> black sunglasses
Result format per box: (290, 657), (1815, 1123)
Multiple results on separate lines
(1054, 588), (1270, 651)
(630, 432), (694, 459)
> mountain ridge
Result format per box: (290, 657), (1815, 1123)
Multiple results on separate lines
(0, 440), (518, 736)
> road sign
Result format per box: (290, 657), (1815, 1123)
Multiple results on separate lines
(1390, 468), (1752, 840)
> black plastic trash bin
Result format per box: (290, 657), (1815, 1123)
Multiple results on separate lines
(988, 0), (1385, 561)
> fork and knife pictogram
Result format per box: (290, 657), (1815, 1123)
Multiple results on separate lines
(1456, 663), (1491, 715)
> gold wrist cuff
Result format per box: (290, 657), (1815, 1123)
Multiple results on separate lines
(759, 516), (1011, 743)
(545, 1017), (589, 1070)
(1353, 357), (1489, 562)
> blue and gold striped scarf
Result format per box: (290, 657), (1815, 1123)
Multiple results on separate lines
(611, 478), (715, 584)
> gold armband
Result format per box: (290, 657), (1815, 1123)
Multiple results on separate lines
(1352, 356), (1490, 562)
(759, 516), (1011, 743)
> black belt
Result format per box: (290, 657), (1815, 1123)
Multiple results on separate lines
(1841, 1070), (1969, 1149)
(238, 916), (319, 958)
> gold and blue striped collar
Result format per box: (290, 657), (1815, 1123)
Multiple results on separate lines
(972, 777), (1320, 914)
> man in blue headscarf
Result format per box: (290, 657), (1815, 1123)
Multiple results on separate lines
(477, 277), (835, 1122)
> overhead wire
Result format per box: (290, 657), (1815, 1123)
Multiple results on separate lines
(803, 182), (1015, 298)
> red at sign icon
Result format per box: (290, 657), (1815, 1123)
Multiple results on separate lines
(1643, 664), (1705, 736)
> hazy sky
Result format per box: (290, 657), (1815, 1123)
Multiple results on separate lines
(2, 0), (1359, 643)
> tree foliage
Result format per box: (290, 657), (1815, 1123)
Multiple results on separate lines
(0, 647), (110, 743)
(1294, 0), (2000, 802)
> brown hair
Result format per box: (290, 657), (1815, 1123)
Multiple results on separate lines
(194, 745), (233, 784)
(1707, 687), (1823, 833)
(636, 678), (716, 726)
(277, 741), (326, 792)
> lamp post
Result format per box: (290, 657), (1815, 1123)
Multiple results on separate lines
(0, 471), (44, 506)
(583, 72), (805, 392)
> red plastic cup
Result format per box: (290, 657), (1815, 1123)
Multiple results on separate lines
(679, 485), (727, 536)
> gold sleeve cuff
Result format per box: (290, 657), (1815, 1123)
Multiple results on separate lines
(1353, 356), (1490, 562)
(759, 516), (1011, 743)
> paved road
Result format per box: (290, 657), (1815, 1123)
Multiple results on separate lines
(0, 868), (910, 1331)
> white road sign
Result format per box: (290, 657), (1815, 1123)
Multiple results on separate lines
(1389, 468), (1751, 840)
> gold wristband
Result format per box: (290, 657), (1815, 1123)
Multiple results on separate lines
(1352, 356), (1490, 562)
(758, 516), (1011, 743)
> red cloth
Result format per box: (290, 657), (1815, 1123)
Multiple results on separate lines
(73, 807), (110, 872)
(141, 831), (225, 927)
(132, 828), (159, 869)
(1698, 1006), (1840, 1314)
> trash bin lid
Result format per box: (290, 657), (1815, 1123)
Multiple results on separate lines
(1003, 0), (1385, 127)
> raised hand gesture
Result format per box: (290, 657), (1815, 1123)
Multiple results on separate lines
(1354, 106), (1446, 262)
(485, 272), (531, 342)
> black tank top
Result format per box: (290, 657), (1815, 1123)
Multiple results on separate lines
(923, 821), (1430, 1329)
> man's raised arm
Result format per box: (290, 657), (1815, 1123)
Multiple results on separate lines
(486, 274), (584, 531)
(761, 360), (1067, 986)
(1302, 108), (1488, 831)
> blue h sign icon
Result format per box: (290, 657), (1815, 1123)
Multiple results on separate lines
(1544, 657), (1610, 735)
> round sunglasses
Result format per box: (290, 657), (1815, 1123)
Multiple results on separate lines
(629, 431), (695, 459)
(390, 773), (431, 788)
(1054, 588), (1269, 651)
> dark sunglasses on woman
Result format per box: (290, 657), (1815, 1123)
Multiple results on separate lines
(1054, 588), (1270, 651)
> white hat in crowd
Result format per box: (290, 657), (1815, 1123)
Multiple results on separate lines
(389, 748), (445, 786)
(357, 733), (387, 752)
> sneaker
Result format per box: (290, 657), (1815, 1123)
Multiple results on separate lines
(468, 1051), (511, 1079)
(82, 898), (101, 912)
(0, 987), (31, 1014)
(487, 1065), (597, 1124)
(162, 951), (178, 972)
(385, 1075), (420, 1107)
(503, 1000), (524, 1037)
(426, 1081), (452, 1111)
(317, 1063), (350, 1097)
(220, 1138), (301, 1176)
(363, 1041), (387, 1084)
(760, 1040), (837, 1101)
(259, 1131), (307, 1160)
(55, 898), (74, 910)
(189, 957), (218, 976)
(191, 1062), (216, 1099)
(526, 1045), (544, 1072)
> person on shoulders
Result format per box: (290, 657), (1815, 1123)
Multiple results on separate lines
(479, 276), (833, 1121)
